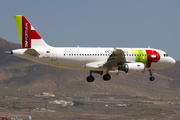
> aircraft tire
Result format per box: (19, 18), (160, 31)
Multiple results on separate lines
(86, 76), (95, 82)
(149, 77), (155, 81)
(103, 74), (111, 81)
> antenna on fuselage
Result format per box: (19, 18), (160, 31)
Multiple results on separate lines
(148, 46), (150, 49)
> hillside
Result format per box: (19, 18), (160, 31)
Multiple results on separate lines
(0, 37), (20, 61)
(0, 37), (180, 102)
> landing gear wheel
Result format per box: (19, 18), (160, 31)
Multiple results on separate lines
(102, 74), (111, 81)
(149, 70), (155, 81)
(149, 77), (155, 81)
(86, 76), (94, 82)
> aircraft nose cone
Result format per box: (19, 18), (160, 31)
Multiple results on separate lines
(171, 58), (176, 65)
(169, 57), (176, 67)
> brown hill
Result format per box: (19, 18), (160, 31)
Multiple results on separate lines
(0, 37), (20, 50)
(0, 37), (180, 102)
(0, 37), (20, 61)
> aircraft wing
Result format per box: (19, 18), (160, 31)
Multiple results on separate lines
(84, 48), (126, 69)
(102, 48), (126, 67)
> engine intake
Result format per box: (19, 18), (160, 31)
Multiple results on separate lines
(118, 63), (145, 75)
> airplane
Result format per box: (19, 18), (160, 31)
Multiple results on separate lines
(11, 15), (176, 82)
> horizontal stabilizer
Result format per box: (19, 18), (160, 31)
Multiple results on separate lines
(24, 49), (40, 56)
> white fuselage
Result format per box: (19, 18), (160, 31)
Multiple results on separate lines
(12, 47), (176, 73)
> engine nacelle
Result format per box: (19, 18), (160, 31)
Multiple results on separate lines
(119, 63), (145, 75)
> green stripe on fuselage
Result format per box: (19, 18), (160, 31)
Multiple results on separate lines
(131, 50), (147, 65)
(14, 15), (22, 48)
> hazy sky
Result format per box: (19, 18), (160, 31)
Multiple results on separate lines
(0, 1), (180, 60)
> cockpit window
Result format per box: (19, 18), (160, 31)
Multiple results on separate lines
(163, 54), (168, 57)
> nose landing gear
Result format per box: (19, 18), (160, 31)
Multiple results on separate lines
(149, 70), (155, 81)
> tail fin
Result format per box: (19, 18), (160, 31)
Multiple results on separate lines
(14, 15), (50, 48)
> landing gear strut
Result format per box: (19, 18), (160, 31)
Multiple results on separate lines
(149, 70), (155, 81)
(86, 71), (94, 82)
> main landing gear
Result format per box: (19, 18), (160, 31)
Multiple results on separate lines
(86, 71), (111, 82)
(86, 75), (94, 82)
(149, 70), (155, 81)
(86, 71), (94, 82)
(102, 74), (111, 81)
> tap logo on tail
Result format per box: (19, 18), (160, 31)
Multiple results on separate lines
(14, 15), (41, 48)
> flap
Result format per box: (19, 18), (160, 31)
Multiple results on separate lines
(85, 61), (106, 69)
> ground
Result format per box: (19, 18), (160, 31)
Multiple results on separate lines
(0, 95), (180, 120)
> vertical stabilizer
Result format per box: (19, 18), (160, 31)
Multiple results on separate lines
(14, 15), (50, 48)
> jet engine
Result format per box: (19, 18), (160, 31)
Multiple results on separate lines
(118, 63), (145, 75)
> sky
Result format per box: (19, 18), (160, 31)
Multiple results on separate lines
(0, 0), (180, 60)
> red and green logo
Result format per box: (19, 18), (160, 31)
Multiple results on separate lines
(131, 50), (160, 68)
(14, 15), (41, 48)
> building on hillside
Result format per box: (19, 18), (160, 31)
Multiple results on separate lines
(48, 100), (74, 106)
(0, 117), (8, 120)
(35, 92), (55, 98)
(11, 117), (23, 120)
(115, 104), (127, 107)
